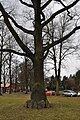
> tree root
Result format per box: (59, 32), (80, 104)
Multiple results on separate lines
(24, 99), (51, 109)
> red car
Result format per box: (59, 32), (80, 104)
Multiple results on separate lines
(46, 91), (55, 96)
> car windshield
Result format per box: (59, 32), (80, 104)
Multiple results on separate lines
(64, 90), (75, 93)
(71, 91), (75, 93)
(70, 90), (76, 93)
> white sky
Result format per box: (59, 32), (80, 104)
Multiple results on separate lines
(45, 55), (80, 78)
(61, 57), (80, 77)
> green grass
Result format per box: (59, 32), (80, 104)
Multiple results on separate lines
(0, 93), (80, 120)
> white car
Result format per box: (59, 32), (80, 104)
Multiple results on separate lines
(77, 91), (80, 96)
(63, 90), (77, 97)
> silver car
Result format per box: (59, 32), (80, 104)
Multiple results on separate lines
(63, 90), (77, 97)
(77, 91), (80, 96)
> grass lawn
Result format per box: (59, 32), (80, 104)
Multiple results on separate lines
(0, 93), (80, 120)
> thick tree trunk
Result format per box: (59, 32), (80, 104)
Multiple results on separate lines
(24, 1), (50, 108)
(25, 57), (50, 108)
(25, 34), (50, 108)
(34, 51), (44, 85)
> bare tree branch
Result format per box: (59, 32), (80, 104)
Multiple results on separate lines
(41, 11), (45, 22)
(42, 0), (79, 27)
(0, 3), (34, 35)
(0, 3), (34, 62)
(43, 26), (80, 52)
(41, 0), (52, 10)
(19, 0), (34, 8)
(57, 0), (73, 19)
(0, 49), (27, 56)
(8, 14), (34, 35)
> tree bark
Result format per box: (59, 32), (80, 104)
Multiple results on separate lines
(26, 1), (49, 108)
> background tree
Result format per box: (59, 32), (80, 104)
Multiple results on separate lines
(16, 58), (33, 92)
(46, 75), (56, 91)
(0, 18), (25, 94)
(45, 12), (80, 94)
(75, 70), (80, 91)
(0, 20), (11, 94)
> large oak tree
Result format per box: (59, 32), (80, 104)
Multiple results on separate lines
(0, 0), (80, 108)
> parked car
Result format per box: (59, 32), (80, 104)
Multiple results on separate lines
(46, 90), (55, 96)
(77, 91), (80, 96)
(62, 90), (77, 97)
